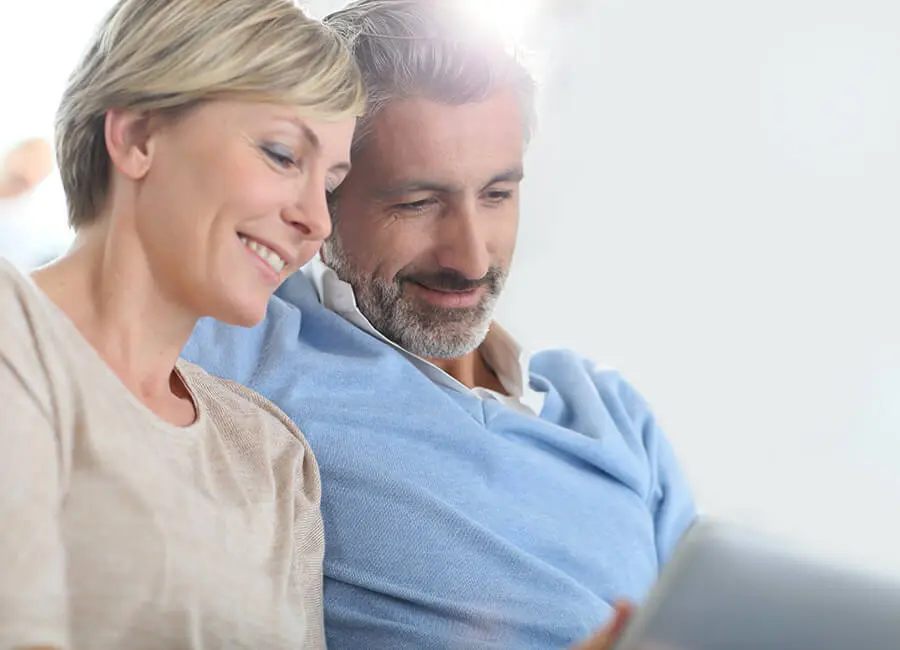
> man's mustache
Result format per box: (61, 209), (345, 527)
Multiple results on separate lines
(400, 267), (504, 293)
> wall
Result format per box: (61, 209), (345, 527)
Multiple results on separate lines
(0, 0), (113, 263)
(497, 0), (900, 576)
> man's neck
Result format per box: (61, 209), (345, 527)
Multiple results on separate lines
(426, 348), (507, 394)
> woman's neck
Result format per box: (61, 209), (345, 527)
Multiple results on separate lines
(32, 223), (198, 412)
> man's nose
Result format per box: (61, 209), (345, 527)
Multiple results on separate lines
(434, 201), (491, 280)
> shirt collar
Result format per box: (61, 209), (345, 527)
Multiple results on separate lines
(304, 257), (545, 415)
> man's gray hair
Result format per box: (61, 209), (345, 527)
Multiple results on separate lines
(323, 0), (537, 152)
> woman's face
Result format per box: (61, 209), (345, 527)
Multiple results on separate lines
(125, 99), (354, 326)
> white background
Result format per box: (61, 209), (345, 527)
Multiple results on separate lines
(2, 0), (898, 576)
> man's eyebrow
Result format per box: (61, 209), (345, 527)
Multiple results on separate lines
(484, 167), (525, 187)
(377, 167), (525, 199)
(376, 180), (457, 198)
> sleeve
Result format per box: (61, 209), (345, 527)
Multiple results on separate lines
(0, 349), (70, 649)
(645, 418), (697, 565)
(603, 372), (698, 566)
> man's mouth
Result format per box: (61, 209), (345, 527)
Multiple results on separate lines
(408, 280), (486, 309)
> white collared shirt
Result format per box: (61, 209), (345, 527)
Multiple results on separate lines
(303, 258), (546, 416)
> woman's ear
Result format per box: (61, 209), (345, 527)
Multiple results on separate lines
(105, 109), (156, 181)
(0, 138), (54, 198)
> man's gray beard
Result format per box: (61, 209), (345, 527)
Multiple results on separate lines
(323, 238), (504, 359)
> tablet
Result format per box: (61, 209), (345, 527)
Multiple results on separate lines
(612, 518), (900, 650)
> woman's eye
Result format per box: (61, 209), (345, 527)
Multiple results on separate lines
(262, 145), (296, 169)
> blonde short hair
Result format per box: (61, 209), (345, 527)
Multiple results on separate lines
(56, 0), (366, 229)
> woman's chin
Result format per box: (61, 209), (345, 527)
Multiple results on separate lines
(213, 299), (269, 329)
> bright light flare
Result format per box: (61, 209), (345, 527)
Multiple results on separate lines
(457, 0), (545, 49)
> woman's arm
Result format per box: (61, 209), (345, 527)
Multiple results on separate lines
(0, 351), (69, 649)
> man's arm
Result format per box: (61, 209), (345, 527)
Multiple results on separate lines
(646, 420), (696, 565)
(592, 368), (697, 565)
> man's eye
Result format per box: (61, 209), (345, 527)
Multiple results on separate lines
(395, 198), (436, 212)
(485, 190), (513, 203)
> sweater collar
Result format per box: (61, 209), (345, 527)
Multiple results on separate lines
(304, 257), (545, 416)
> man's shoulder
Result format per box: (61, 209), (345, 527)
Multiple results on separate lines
(530, 348), (635, 395)
(529, 347), (658, 439)
(182, 269), (366, 390)
(189, 293), (303, 346)
(189, 267), (320, 337)
(183, 292), (307, 384)
(528, 347), (693, 524)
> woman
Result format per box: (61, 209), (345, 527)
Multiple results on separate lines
(0, 0), (363, 648)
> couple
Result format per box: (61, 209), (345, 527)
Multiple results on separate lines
(0, 0), (695, 649)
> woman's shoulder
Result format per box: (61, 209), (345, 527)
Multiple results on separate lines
(177, 359), (306, 444)
(0, 258), (52, 349)
(0, 257), (36, 304)
(0, 259), (66, 426)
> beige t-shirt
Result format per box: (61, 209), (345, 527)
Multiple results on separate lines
(0, 260), (325, 650)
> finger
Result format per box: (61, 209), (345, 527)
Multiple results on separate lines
(569, 601), (635, 650)
(609, 600), (635, 637)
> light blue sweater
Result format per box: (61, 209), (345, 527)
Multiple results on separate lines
(182, 271), (695, 650)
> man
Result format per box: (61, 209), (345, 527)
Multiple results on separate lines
(183, 1), (695, 648)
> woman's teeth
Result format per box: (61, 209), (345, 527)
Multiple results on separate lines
(239, 235), (286, 273)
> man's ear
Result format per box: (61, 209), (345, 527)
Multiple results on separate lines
(104, 109), (156, 181)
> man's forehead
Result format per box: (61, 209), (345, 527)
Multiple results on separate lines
(358, 92), (524, 186)
(378, 93), (521, 138)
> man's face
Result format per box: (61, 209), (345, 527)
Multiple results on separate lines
(323, 89), (524, 358)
